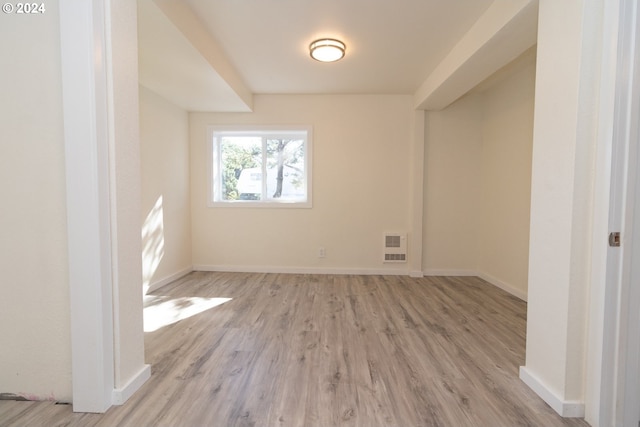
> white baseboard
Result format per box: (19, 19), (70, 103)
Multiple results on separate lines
(147, 267), (193, 293)
(422, 269), (527, 302)
(190, 266), (526, 303)
(422, 269), (477, 276)
(478, 271), (528, 301)
(519, 366), (585, 418)
(112, 364), (151, 405)
(193, 264), (411, 276)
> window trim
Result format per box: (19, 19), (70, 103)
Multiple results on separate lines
(207, 125), (313, 208)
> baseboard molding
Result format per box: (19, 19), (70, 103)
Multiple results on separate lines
(112, 364), (151, 406)
(422, 269), (477, 276)
(519, 366), (585, 418)
(147, 267), (193, 293)
(422, 270), (526, 301)
(190, 266), (526, 303)
(477, 271), (528, 302)
(193, 265), (411, 276)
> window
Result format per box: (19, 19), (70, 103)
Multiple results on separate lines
(209, 126), (312, 207)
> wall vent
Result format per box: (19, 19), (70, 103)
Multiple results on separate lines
(383, 233), (407, 263)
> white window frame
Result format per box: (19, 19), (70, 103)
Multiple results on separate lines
(207, 125), (313, 208)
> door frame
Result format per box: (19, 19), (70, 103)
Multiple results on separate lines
(589, 0), (640, 425)
(616, 0), (640, 421)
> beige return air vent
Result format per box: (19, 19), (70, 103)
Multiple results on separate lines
(383, 233), (407, 263)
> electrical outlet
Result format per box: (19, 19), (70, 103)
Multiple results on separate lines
(318, 247), (326, 258)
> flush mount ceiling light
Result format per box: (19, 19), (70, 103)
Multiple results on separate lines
(309, 38), (346, 62)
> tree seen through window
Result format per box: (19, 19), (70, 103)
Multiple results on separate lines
(212, 129), (309, 205)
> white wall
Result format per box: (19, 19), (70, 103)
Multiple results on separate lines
(0, 0), (148, 406)
(140, 86), (192, 291)
(423, 94), (483, 274)
(521, 0), (604, 416)
(190, 95), (414, 273)
(477, 50), (536, 298)
(423, 50), (535, 299)
(0, 4), (72, 401)
(108, 0), (147, 394)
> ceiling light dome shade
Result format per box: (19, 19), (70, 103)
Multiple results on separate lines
(309, 38), (346, 62)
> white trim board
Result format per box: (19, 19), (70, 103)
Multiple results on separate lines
(193, 266), (527, 302)
(147, 267), (193, 294)
(423, 269), (527, 301)
(477, 272), (528, 301)
(422, 269), (477, 276)
(193, 265), (411, 276)
(60, 0), (115, 413)
(111, 365), (151, 405)
(520, 366), (585, 418)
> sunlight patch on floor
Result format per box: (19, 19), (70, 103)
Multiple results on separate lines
(143, 295), (232, 332)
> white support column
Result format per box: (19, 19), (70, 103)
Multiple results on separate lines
(60, 0), (149, 412)
(59, 0), (115, 413)
(107, 0), (150, 402)
(522, 0), (609, 418)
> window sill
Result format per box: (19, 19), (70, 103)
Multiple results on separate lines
(208, 200), (312, 209)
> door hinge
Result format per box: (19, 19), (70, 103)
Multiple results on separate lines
(609, 232), (621, 247)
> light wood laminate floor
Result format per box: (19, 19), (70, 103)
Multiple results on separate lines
(0, 273), (591, 427)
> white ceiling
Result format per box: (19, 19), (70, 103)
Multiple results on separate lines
(137, 0), (538, 112)
(183, 0), (493, 95)
(138, 0), (251, 112)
